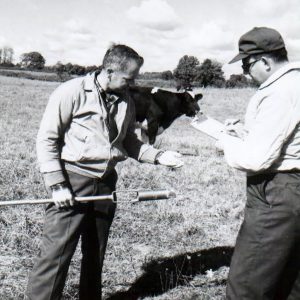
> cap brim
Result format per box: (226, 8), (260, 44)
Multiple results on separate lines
(228, 53), (249, 64)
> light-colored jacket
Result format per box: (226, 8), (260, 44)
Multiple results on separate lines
(221, 62), (300, 173)
(37, 72), (159, 187)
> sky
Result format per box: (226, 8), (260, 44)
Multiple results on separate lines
(0, 0), (300, 77)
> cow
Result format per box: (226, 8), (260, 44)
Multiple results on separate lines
(129, 86), (203, 144)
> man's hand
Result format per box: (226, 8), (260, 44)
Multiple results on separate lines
(215, 139), (224, 153)
(224, 118), (244, 138)
(156, 151), (184, 168)
(51, 185), (74, 208)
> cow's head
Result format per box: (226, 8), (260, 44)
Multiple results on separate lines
(180, 91), (203, 117)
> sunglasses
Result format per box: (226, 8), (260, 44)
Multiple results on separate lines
(242, 58), (261, 75)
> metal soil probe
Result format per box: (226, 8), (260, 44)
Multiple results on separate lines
(0, 189), (176, 206)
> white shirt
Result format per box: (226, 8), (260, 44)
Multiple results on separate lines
(220, 62), (300, 174)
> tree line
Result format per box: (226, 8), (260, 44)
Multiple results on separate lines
(167, 55), (257, 88)
(0, 46), (256, 88)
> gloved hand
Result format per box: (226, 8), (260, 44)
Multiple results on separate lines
(51, 184), (74, 208)
(156, 151), (184, 168)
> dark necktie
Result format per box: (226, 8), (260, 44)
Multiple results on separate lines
(102, 92), (118, 142)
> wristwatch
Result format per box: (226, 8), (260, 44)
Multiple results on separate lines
(50, 182), (68, 192)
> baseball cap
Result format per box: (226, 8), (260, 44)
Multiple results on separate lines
(229, 27), (285, 64)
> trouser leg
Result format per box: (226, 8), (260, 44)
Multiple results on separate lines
(287, 269), (300, 300)
(79, 170), (117, 300)
(276, 240), (300, 300)
(26, 204), (85, 300)
(26, 171), (96, 300)
(226, 173), (300, 300)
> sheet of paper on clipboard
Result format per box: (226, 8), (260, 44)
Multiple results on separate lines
(191, 114), (224, 140)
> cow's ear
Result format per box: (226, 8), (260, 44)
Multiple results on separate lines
(195, 93), (203, 101)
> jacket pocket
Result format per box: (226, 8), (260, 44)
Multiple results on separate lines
(78, 134), (111, 161)
(62, 128), (88, 161)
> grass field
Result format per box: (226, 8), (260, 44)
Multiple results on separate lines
(0, 75), (255, 299)
(0, 68), (63, 82)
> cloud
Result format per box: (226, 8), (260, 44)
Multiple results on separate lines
(187, 22), (233, 52)
(277, 11), (300, 39)
(125, 19), (235, 72)
(242, 0), (296, 18)
(0, 36), (7, 47)
(46, 18), (95, 42)
(64, 19), (93, 35)
(126, 0), (182, 31)
(10, 16), (111, 66)
(3, 0), (300, 75)
(286, 38), (300, 61)
(39, 18), (100, 64)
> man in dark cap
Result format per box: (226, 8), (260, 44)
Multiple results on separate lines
(217, 27), (300, 299)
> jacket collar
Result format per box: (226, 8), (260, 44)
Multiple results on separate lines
(83, 71), (120, 103)
(83, 71), (97, 91)
(259, 62), (300, 90)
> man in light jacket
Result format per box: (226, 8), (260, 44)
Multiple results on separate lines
(218, 27), (300, 300)
(26, 44), (183, 300)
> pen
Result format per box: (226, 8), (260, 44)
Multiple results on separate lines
(225, 119), (240, 126)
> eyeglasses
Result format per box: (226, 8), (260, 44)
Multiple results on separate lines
(242, 58), (261, 75)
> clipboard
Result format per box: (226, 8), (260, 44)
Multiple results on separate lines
(191, 115), (225, 140)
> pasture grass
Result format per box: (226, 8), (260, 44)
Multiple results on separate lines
(0, 75), (255, 299)
(0, 68), (63, 82)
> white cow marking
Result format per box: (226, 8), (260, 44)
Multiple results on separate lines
(187, 91), (195, 98)
(151, 87), (159, 94)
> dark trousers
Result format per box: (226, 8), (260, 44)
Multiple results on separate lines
(226, 172), (300, 300)
(26, 170), (117, 300)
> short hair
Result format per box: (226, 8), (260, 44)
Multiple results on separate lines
(102, 44), (144, 72)
(252, 48), (289, 63)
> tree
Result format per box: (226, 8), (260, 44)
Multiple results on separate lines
(226, 74), (248, 88)
(173, 55), (200, 88)
(53, 61), (67, 81)
(195, 59), (225, 87)
(64, 63), (74, 75)
(139, 71), (165, 80)
(59, 62), (86, 76)
(85, 65), (99, 74)
(161, 70), (173, 80)
(225, 74), (259, 88)
(69, 64), (86, 75)
(0, 46), (14, 66)
(20, 51), (45, 70)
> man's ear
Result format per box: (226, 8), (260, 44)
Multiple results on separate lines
(261, 57), (271, 72)
(107, 68), (113, 80)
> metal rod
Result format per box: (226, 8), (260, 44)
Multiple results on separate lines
(0, 189), (176, 206)
(137, 190), (176, 201)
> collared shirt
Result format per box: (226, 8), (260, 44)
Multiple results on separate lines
(94, 76), (119, 142)
(220, 62), (300, 174)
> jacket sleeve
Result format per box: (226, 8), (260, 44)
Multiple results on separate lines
(123, 100), (161, 163)
(220, 91), (296, 172)
(36, 84), (74, 187)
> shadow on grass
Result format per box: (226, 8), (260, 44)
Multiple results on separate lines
(106, 246), (233, 300)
